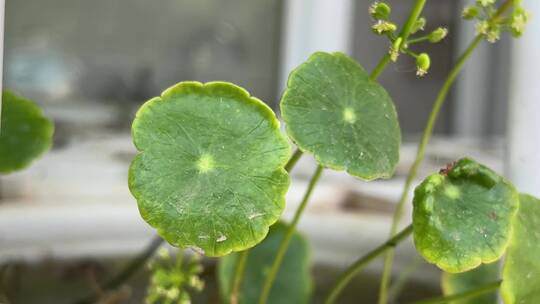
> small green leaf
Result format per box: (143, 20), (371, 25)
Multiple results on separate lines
(280, 52), (401, 180)
(0, 91), (54, 174)
(413, 158), (519, 273)
(218, 222), (312, 304)
(501, 193), (540, 303)
(129, 82), (291, 257)
(442, 263), (499, 304)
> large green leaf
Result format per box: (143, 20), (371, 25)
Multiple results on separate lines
(442, 263), (499, 304)
(0, 91), (54, 174)
(218, 221), (312, 304)
(280, 52), (400, 180)
(129, 82), (291, 257)
(413, 158), (519, 273)
(501, 193), (540, 303)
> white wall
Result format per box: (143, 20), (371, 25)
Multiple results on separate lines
(280, 0), (354, 90)
(506, 0), (540, 196)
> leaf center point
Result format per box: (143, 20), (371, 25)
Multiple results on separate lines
(197, 154), (215, 173)
(343, 107), (356, 124)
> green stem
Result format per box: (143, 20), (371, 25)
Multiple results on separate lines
(258, 165), (324, 304)
(413, 281), (501, 304)
(229, 148), (304, 301)
(406, 35), (431, 45)
(378, 2), (513, 303)
(230, 250), (249, 304)
(370, 54), (392, 81)
(324, 225), (413, 304)
(285, 148), (303, 172)
(387, 257), (422, 303)
(256, 26), (399, 302)
(379, 33), (484, 304)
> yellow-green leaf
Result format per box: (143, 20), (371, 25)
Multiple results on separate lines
(413, 158), (519, 273)
(501, 193), (540, 303)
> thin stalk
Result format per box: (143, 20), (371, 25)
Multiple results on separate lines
(378, 0), (514, 302)
(406, 35), (431, 45)
(379, 34), (484, 304)
(387, 257), (421, 303)
(285, 148), (303, 172)
(258, 165), (324, 304)
(229, 147), (304, 301)
(413, 281), (501, 304)
(256, 29), (398, 302)
(230, 250), (249, 304)
(324, 225), (413, 304)
(72, 236), (164, 304)
(370, 54), (392, 81)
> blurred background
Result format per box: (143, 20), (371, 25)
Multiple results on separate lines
(0, 0), (538, 303)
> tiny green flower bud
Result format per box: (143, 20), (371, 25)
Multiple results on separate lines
(511, 7), (529, 37)
(167, 287), (180, 300)
(429, 27), (448, 43)
(416, 53), (431, 77)
(475, 20), (490, 35)
(477, 0), (495, 7)
(158, 247), (170, 259)
(462, 6), (480, 20)
(372, 20), (397, 34)
(486, 25), (501, 43)
(389, 37), (403, 62)
(411, 17), (427, 34)
(369, 2), (391, 20)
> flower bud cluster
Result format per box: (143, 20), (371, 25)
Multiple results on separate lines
(463, 0), (529, 43)
(369, 2), (449, 77)
(146, 248), (204, 304)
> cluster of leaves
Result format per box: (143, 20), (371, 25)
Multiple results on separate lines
(128, 52), (401, 257)
(0, 0), (535, 303)
(463, 0), (529, 42)
(369, 1), (448, 76)
(145, 248), (204, 304)
(126, 1), (537, 303)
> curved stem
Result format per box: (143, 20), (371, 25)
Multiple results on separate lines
(230, 250), (249, 304)
(324, 225), (413, 304)
(413, 281), (501, 304)
(378, 2), (513, 303)
(72, 236), (164, 304)
(258, 165), (324, 304)
(378, 33), (484, 304)
(370, 54), (392, 81)
(285, 148), (303, 172)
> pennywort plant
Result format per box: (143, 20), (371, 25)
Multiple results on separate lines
(125, 0), (539, 303)
(0, 1), (535, 304)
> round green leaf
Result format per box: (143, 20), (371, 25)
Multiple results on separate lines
(501, 194), (540, 303)
(218, 221), (312, 304)
(0, 91), (54, 174)
(280, 52), (401, 180)
(442, 263), (499, 304)
(129, 82), (291, 257)
(413, 158), (519, 273)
